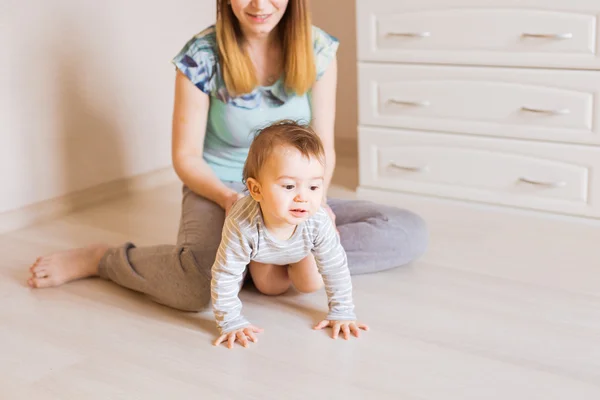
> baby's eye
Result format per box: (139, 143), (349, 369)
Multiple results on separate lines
(283, 185), (295, 190)
(310, 185), (320, 191)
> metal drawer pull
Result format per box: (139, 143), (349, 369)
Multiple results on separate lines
(389, 162), (429, 172)
(521, 106), (570, 115)
(519, 177), (566, 188)
(521, 32), (573, 40)
(387, 99), (431, 107)
(387, 32), (432, 38)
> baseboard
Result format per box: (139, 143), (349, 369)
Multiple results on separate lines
(0, 167), (179, 235)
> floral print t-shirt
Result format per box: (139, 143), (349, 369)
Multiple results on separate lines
(171, 25), (339, 183)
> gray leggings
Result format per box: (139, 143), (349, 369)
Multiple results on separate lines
(98, 182), (428, 311)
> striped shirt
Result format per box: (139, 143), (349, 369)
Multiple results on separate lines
(211, 195), (356, 335)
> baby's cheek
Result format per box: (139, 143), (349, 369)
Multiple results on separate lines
(275, 195), (289, 211)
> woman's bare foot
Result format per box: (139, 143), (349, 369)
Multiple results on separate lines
(27, 244), (110, 288)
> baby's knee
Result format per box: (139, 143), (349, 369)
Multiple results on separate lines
(249, 262), (291, 296)
(293, 278), (324, 294)
(254, 279), (291, 296)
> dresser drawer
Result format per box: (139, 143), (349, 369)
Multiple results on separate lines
(357, 0), (600, 70)
(358, 63), (600, 145)
(359, 127), (600, 218)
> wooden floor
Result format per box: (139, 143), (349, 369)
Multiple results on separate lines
(2, 166), (600, 399)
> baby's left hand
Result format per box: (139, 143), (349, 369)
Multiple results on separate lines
(313, 319), (369, 340)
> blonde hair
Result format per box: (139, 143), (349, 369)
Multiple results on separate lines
(243, 120), (325, 183)
(216, 0), (316, 96)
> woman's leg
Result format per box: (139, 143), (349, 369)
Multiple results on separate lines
(326, 198), (429, 275)
(28, 183), (245, 312)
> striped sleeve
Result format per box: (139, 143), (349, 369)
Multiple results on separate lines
(311, 210), (357, 321)
(210, 202), (254, 335)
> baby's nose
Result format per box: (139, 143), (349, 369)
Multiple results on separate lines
(294, 192), (308, 202)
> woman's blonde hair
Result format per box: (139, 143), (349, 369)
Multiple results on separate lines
(216, 0), (316, 96)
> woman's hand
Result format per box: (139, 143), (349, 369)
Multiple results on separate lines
(322, 202), (338, 234)
(313, 320), (369, 340)
(222, 191), (245, 215)
(214, 325), (264, 349)
(323, 203), (336, 224)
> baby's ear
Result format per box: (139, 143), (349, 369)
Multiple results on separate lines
(246, 178), (262, 201)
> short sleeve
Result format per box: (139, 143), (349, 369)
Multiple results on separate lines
(171, 27), (219, 95)
(313, 26), (340, 80)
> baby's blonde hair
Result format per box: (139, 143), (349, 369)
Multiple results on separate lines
(243, 120), (325, 183)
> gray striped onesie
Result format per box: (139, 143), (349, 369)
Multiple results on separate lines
(211, 195), (357, 335)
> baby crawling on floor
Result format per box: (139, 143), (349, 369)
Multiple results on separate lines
(210, 120), (369, 349)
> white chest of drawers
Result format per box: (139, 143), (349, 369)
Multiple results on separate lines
(356, 0), (600, 219)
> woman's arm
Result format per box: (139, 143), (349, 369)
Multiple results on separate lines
(310, 57), (338, 203)
(171, 70), (238, 209)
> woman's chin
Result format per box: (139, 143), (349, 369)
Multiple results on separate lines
(241, 17), (281, 36)
(244, 25), (276, 36)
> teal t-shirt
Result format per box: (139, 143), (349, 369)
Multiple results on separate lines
(171, 25), (339, 183)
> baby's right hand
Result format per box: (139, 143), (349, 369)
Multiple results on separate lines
(213, 325), (264, 349)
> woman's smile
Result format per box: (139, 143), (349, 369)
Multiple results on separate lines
(246, 12), (273, 23)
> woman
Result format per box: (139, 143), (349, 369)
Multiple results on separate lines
(27, 0), (428, 311)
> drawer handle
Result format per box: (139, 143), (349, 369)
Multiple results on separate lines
(388, 99), (431, 107)
(521, 106), (570, 115)
(521, 32), (573, 40)
(519, 177), (566, 188)
(389, 162), (429, 172)
(387, 32), (432, 38)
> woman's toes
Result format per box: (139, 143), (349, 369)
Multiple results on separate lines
(29, 276), (54, 289)
(30, 257), (44, 270)
(33, 269), (48, 278)
(31, 263), (45, 274)
(27, 277), (40, 288)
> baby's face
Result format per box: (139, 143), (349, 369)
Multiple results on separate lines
(252, 145), (324, 227)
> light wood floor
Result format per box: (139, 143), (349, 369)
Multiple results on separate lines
(2, 166), (600, 399)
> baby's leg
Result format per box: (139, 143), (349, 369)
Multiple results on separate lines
(249, 261), (291, 296)
(288, 254), (324, 293)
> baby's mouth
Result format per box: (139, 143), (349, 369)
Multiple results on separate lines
(290, 208), (307, 215)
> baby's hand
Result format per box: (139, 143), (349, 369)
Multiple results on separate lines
(213, 325), (264, 349)
(313, 320), (369, 340)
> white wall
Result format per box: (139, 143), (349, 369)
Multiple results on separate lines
(0, 1), (357, 216)
(1, 1), (216, 214)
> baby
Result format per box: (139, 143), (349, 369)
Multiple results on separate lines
(211, 120), (369, 349)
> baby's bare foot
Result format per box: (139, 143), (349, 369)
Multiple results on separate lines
(27, 244), (109, 288)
